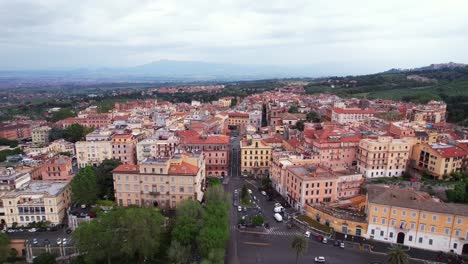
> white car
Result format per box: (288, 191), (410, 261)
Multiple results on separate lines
(304, 231), (311, 238)
(28, 228), (37, 233)
(248, 189), (252, 194)
(314, 256), (326, 263)
(62, 238), (68, 245)
(56, 238), (62, 245)
(237, 206), (242, 212)
(261, 191), (267, 196)
(32, 238), (38, 245)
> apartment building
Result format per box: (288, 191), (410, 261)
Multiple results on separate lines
(40, 155), (73, 181)
(331, 108), (376, 124)
(240, 135), (272, 177)
(32, 126), (51, 147)
(249, 110), (262, 128)
(408, 101), (447, 123)
(113, 152), (205, 208)
(388, 122), (415, 139)
(411, 143), (467, 179)
(178, 131), (230, 177)
(267, 103), (283, 126)
(0, 123), (31, 140)
(2, 181), (71, 227)
(136, 130), (179, 162)
(227, 112), (250, 128)
(357, 136), (414, 178)
(111, 133), (137, 165)
(366, 186), (468, 255)
(84, 113), (111, 128)
(75, 130), (113, 168)
(217, 97), (232, 107)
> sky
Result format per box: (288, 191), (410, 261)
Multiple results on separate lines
(1, 0), (468, 75)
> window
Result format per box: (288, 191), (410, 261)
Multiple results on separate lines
(422, 213), (427, 220)
(432, 215), (437, 221)
(372, 217), (377, 223)
(389, 232), (393, 238)
(381, 218), (387, 225)
(383, 208), (387, 213)
(457, 218), (462, 225)
(455, 229), (460, 237)
(445, 228), (450, 235)
(429, 239), (433, 245)
(454, 243), (458, 249)
(412, 212), (417, 218)
(380, 231), (384, 236)
(371, 229), (375, 235)
(402, 210), (406, 216)
(447, 217), (452, 223)
(390, 219), (396, 226)
(408, 235), (413, 242)
(420, 224), (425, 231)
(392, 209), (397, 215)
(418, 237), (423, 243)
(430, 226), (435, 233)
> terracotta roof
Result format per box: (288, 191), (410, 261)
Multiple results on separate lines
(113, 133), (133, 139)
(228, 112), (249, 118)
(113, 164), (139, 173)
(333, 108), (376, 115)
(368, 186), (468, 216)
(180, 134), (230, 145)
(169, 161), (199, 175)
(430, 145), (467, 158)
(176, 130), (200, 138)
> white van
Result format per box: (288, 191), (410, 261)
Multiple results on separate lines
(274, 213), (283, 222)
(273, 206), (284, 213)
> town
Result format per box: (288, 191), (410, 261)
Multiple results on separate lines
(0, 81), (465, 264)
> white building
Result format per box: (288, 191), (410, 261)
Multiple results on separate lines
(331, 108), (376, 124)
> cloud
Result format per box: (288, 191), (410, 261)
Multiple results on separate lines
(0, 0), (467, 74)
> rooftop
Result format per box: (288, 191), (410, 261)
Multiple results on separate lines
(3, 181), (69, 198)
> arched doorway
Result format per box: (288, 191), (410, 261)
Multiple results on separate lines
(462, 244), (468, 255)
(397, 232), (405, 244)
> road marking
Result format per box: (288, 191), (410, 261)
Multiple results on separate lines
(243, 242), (271, 246)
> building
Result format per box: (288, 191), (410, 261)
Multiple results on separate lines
(40, 155), (73, 181)
(113, 152), (206, 208)
(217, 97), (232, 107)
(366, 186), (468, 255)
(2, 181), (71, 227)
(357, 136), (414, 178)
(32, 126), (51, 147)
(282, 113), (306, 128)
(388, 122), (415, 139)
(267, 103), (283, 126)
(249, 110), (262, 128)
(178, 131), (230, 178)
(331, 108), (375, 124)
(227, 112), (250, 128)
(408, 101), (447, 123)
(84, 113), (111, 128)
(0, 123), (31, 140)
(136, 130), (179, 162)
(75, 130), (113, 168)
(240, 135), (272, 177)
(111, 133), (137, 165)
(411, 143), (467, 179)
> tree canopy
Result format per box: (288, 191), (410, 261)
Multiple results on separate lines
(33, 253), (57, 264)
(71, 166), (99, 205)
(94, 159), (122, 200)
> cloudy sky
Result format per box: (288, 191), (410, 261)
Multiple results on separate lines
(1, 0), (468, 74)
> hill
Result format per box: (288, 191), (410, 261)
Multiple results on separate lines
(305, 65), (468, 125)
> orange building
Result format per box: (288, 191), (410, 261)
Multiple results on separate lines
(40, 154), (74, 181)
(111, 133), (137, 165)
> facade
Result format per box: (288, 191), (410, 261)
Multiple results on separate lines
(408, 101), (447, 123)
(411, 143), (467, 179)
(136, 130), (179, 162)
(227, 112), (250, 127)
(113, 153), (206, 208)
(84, 113), (111, 128)
(249, 110), (262, 128)
(357, 136), (414, 178)
(76, 140), (112, 168)
(366, 186), (468, 255)
(40, 155), (73, 181)
(240, 135), (272, 177)
(267, 103), (283, 126)
(111, 133), (137, 165)
(32, 126), (51, 147)
(2, 181), (71, 227)
(331, 108), (376, 124)
(179, 132), (230, 177)
(0, 123), (31, 140)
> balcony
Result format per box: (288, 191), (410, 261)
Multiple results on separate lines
(149, 191), (160, 196)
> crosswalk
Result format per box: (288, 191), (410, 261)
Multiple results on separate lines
(231, 225), (302, 237)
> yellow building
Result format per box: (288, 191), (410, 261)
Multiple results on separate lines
(2, 181), (71, 227)
(411, 143), (466, 179)
(227, 112), (250, 128)
(113, 152), (206, 208)
(32, 126), (51, 147)
(366, 186), (468, 255)
(218, 97), (232, 107)
(357, 136), (414, 178)
(240, 135), (272, 177)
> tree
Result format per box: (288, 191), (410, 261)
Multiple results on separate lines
(230, 98), (238, 107)
(33, 252), (57, 264)
(73, 207), (164, 264)
(295, 120), (305, 131)
(0, 233), (9, 262)
(387, 244), (409, 264)
(49, 108), (75, 122)
(0, 138), (18, 148)
(172, 200), (203, 245)
(306, 111), (320, 122)
(288, 104), (299, 113)
(240, 184), (249, 205)
(64, 124), (93, 143)
(71, 166), (99, 205)
(94, 159), (122, 200)
(48, 127), (65, 142)
(167, 240), (191, 264)
(291, 235), (308, 264)
(252, 215), (264, 226)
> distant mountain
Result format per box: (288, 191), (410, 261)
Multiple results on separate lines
(382, 62), (467, 74)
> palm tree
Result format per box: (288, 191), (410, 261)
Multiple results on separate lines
(387, 244), (409, 264)
(291, 235), (308, 264)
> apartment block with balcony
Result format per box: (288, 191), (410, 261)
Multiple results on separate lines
(411, 143), (467, 179)
(366, 186), (468, 255)
(331, 108), (376, 124)
(111, 133), (137, 165)
(408, 100), (447, 124)
(357, 136), (414, 178)
(2, 181), (71, 227)
(76, 129), (113, 168)
(240, 135), (272, 177)
(136, 130), (179, 162)
(40, 154), (73, 181)
(113, 152), (205, 209)
(32, 126), (51, 147)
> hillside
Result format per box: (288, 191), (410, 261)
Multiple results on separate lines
(305, 65), (468, 125)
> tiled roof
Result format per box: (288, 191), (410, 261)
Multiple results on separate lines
(169, 161), (199, 175)
(430, 145), (467, 158)
(180, 134), (230, 145)
(368, 186), (468, 217)
(333, 108), (376, 114)
(113, 164), (139, 173)
(228, 112), (249, 118)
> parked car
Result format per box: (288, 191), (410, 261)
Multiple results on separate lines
(28, 228), (37, 233)
(314, 256), (326, 263)
(62, 238), (68, 245)
(243, 207), (247, 212)
(274, 213), (283, 222)
(304, 231), (311, 238)
(316, 235), (324, 242)
(248, 189), (252, 194)
(274, 206), (284, 213)
(56, 238), (62, 245)
(340, 242), (345, 248)
(238, 206), (242, 212)
(32, 238), (38, 245)
(261, 191), (267, 196)
(6, 229), (15, 233)
(322, 237), (328, 244)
